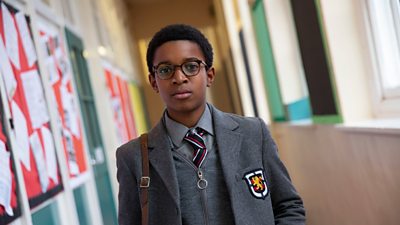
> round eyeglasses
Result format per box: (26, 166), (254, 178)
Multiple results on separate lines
(153, 59), (208, 80)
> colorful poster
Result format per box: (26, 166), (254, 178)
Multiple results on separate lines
(103, 62), (137, 143)
(0, 97), (21, 225)
(0, 2), (62, 209)
(38, 22), (88, 183)
(115, 70), (137, 140)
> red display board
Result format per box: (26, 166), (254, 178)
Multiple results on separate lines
(0, 2), (62, 209)
(103, 62), (137, 143)
(0, 97), (21, 225)
(38, 23), (87, 183)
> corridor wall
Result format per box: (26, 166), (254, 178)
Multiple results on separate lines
(0, 0), (149, 224)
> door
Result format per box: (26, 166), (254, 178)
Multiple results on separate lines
(65, 28), (118, 225)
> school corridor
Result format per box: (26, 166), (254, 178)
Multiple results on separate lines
(0, 0), (399, 225)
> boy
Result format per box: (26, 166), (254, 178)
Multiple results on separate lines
(116, 24), (305, 225)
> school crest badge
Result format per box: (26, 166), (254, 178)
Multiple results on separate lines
(243, 169), (269, 199)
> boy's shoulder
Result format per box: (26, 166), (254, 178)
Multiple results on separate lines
(210, 103), (261, 123)
(116, 117), (166, 157)
(211, 105), (265, 130)
(116, 136), (141, 159)
(223, 111), (261, 123)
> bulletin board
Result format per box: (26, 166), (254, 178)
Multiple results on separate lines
(0, 1), (63, 209)
(38, 22), (88, 184)
(0, 94), (21, 225)
(102, 62), (137, 144)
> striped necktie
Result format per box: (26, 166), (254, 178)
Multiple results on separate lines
(184, 127), (207, 167)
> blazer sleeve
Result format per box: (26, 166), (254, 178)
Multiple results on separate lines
(116, 143), (141, 225)
(259, 118), (306, 224)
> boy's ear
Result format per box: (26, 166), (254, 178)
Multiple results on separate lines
(206, 67), (215, 87)
(148, 74), (159, 93)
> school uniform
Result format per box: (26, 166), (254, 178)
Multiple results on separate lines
(116, 103), (305, 225)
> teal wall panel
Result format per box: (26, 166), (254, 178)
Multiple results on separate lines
(252, 0), (286, 121)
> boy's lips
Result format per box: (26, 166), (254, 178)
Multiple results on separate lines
(172, 90), (192, 99)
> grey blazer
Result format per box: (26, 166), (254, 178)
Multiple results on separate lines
(116, 104), (305, 225)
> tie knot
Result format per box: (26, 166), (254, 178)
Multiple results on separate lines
(184, 128), (205, 146)
(187, 127), (205, 137)
(184, 127), (207, 167)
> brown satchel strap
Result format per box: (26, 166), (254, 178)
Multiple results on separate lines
(140, 133), (149, 225)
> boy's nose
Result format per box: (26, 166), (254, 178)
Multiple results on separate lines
(172, 68), (188, 84)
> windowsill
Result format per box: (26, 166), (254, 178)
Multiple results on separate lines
(273, 118), (400, 135)
(336, 118), (400, 135)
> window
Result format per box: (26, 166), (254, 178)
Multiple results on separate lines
(365, 0), (400, 116)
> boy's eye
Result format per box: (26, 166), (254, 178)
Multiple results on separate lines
(183, 62), (200, 73)
(157, 65), (173, 75)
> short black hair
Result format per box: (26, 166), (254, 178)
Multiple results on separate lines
(146, 24), (214, 75)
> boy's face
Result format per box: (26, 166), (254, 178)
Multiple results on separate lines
(149, 40), (215, 118)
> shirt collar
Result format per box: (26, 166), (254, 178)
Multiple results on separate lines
(164, 105), (214, 147)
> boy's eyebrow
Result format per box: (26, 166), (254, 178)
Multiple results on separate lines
(154, 60), (171, 66)
(184, 57), (202, 61)
(155, 57), (203, 66)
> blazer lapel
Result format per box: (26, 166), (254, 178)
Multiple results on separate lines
(210, 105), (242, 196)
(211, 105), (253, 223)
(147, 121), (180, 208)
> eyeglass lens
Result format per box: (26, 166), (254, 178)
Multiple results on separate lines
(155, 61), (203, 79)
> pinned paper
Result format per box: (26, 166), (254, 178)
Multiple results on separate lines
(45, 57), (60, 85)
(112, 74), (120, 96)
(0, 36), (17, 100)
(20, 69), (50, 129)
(55, 47), (63, 61)
(2, 3), (20, 70)
(112, 97), (127, 143)
(15, 12), (37, 67)
(30, 131), (49, 193)
(60, 86), (80, 138)
(0, 141), (14, 216)
(58, 47), (72, 86)
(11, 101), (31, 170)
(55, 47), (70, 75)
(63, 129), (79, 175)
(41, 126), (58, 184)
(61, 70), (71, 86)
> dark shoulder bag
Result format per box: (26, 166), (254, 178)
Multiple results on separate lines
(139, 133), (150, 225)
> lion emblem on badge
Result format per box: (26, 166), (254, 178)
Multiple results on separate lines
(243, 169), (269, 199)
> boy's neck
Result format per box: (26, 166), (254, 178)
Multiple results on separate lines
(167, 105), (206, 128)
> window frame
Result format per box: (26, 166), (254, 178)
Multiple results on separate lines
(364, 0), (400, 117)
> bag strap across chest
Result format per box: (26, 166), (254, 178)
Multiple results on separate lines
(139, 133), (149, 225)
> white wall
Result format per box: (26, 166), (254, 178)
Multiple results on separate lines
(318, 0), (373, 122)
(263, 0), (308, 104)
